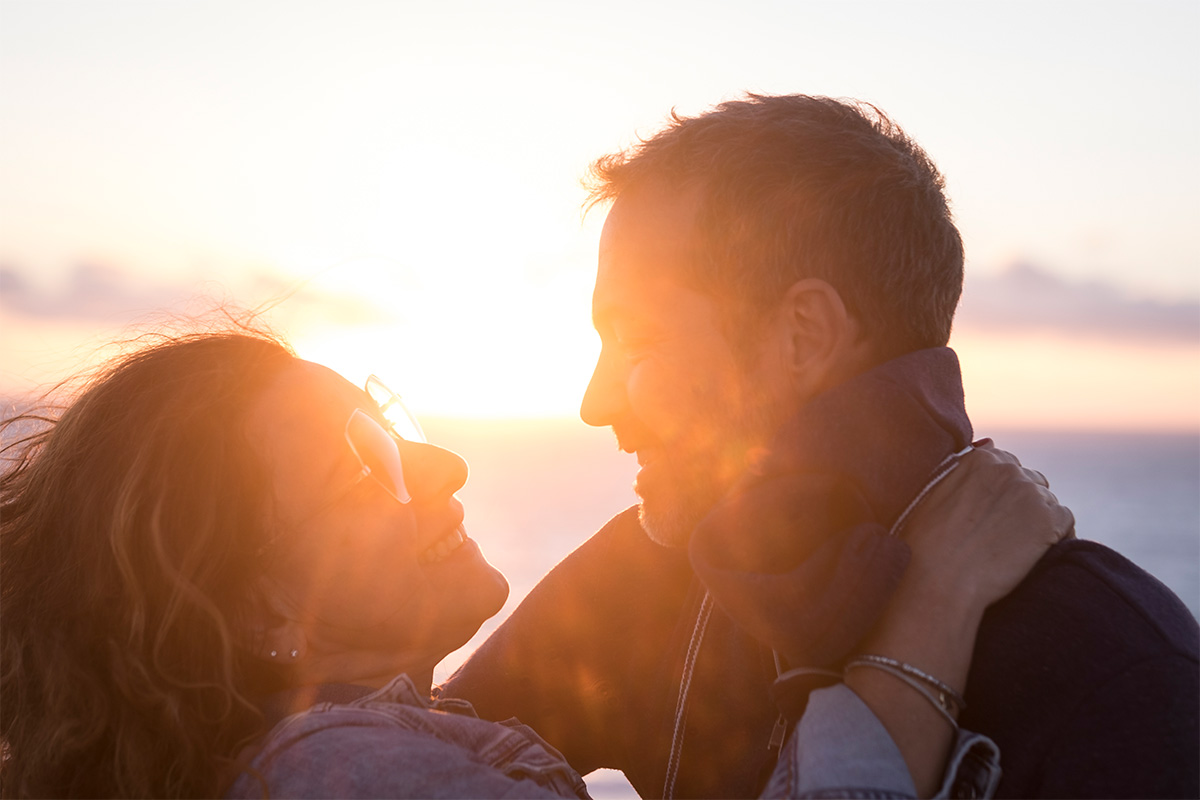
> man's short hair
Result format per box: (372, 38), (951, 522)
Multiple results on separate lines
(586, 94), (964, 361)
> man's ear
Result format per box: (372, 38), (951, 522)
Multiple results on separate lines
(778, 278), (867, 398)
(244, 577), (309, 665)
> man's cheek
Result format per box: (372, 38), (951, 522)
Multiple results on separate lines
(627, 366), (688, 441)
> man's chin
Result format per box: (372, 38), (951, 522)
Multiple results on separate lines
(636, 494), (712, 548)
(634, 457), (736, 547)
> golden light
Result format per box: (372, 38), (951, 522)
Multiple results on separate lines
(236, 112), (609, 419)
(277, 253), (603, 419)
(954, 331), (1200, 432)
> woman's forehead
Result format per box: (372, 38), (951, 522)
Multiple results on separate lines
(245, 360), (368, 491)
(257, 360), (365, 423)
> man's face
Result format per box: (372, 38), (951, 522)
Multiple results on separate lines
(581, 183), (793, 546)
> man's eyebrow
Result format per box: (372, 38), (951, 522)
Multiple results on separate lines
(591, 305), (615, 327)
(591, 305), (643, 333)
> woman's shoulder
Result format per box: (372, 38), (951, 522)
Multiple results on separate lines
(225, 677), (588, 799)
(225, 714), (496, 798)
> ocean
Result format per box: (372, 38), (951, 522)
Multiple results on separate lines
(422, 419), (1199, 797)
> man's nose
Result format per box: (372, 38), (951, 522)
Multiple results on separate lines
(398, 440), (468, 502)
(580, 350), (625, 428)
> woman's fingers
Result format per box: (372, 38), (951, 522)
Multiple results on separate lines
(1028, 483), (1074, 543)
(976, 444), (1049, 488)
(1025, 467), (1049, 487)
(900, 444), (1076, 613)
(1056, 497), (1076, 540)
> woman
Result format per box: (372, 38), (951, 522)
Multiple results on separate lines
(0, 328), (1070, 798)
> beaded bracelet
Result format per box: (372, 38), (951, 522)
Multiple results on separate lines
(843, 655), (966, 730)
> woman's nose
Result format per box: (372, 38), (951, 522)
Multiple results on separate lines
(398, 440), (468, 502)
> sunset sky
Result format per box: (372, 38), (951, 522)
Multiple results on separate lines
(2, 0), (1197, 431)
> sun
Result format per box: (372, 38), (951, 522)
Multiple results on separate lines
(277, 250), (603, 419)
(247, 123), (609, 419)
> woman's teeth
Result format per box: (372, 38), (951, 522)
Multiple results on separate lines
(419, 525), (466, 565)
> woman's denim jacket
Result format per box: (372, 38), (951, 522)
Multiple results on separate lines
(224, 674), (999, 799)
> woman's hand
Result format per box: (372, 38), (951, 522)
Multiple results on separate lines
(845, 444), (1074, 796)
(898, 441), (1076, 618)
(864, 441), (1076, 680)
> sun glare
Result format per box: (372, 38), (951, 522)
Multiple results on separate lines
(284, 269), (601, 419)
(241, 124), (608, 419)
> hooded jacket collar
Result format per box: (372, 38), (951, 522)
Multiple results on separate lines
(688, 346), (974, 668)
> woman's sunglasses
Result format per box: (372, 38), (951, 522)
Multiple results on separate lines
(258, 375), (425, 552)
(344, 375), (425, 505)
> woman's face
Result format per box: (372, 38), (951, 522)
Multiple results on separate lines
(244, 360), (509, 685)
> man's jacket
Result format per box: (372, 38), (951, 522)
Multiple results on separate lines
(442, 348), (1200, 798)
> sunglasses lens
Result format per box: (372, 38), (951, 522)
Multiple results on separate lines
(346, 410), (411, 503)
(365, 375), (426, 443)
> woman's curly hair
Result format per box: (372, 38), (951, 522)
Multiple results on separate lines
(1, 328), (296, 797)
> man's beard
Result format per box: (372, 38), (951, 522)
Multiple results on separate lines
(635, 454), (730, 547)
(634, 397), (786, 548)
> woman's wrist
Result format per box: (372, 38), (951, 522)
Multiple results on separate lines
(860, 576), (983, 698)
(844, 655), (966, 728)
(845, 583), (981, 797)
(841, 655), (961, 797)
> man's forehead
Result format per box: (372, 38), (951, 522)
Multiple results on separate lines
(594, 182), (706, 318)
(599, 181), (703, 258)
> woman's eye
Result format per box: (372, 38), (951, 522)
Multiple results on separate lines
(346, 472), (385, 507)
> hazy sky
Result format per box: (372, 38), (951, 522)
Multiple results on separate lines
(2, 0), (1197, 427)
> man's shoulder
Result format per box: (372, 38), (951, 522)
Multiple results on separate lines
(995, 538), (1198, 657)
(966, 538), (1199, 798)
(972, 538), (1197, 692)
(543, 504), (693, 595)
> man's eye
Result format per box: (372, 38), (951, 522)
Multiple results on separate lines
(608, 325), (659, 361)
(616, 337), (653, 356)
(613, 327), (654, 347)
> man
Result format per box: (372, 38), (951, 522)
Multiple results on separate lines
(442, 95), (1199, 798)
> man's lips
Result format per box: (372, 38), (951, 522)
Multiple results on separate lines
(616, 437), (656, 490)
(613, 429), (650, 463)
(632, 451), (657, 499)
(614, 428), (661, 495)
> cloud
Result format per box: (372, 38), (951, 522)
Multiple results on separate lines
(7, 260), (1194, 348)
(955, 263), (1199, 344)
(0, 262), (392, 327)
(0, 262), (195, 322)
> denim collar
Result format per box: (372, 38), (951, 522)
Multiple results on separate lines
(260, 673), (478, 730)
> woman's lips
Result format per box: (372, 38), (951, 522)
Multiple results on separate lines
(418, 498), (467, 565)
(419, 523), (467, 565)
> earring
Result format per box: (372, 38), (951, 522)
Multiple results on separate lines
(289, 649), (299, 659)
(269, 650), (278, 658)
